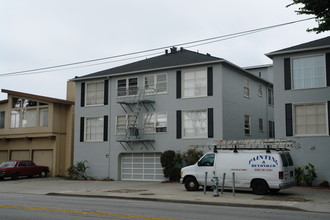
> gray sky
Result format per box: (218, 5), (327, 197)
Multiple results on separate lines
(0, 0), (328, 100)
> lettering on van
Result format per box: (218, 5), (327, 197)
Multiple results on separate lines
(248, 155), (278, 168)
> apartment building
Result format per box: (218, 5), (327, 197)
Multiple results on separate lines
(0, 87), (74, 176)
(72, 48), (274, 180)
(267, 36), (330, 184)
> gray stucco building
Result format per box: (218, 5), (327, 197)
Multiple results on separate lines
(267, 36), (330, 184)
(72, 48), (274, 180)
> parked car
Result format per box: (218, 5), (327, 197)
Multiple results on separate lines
(0, 160), (50, 180)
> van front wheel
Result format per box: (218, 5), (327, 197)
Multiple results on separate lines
(252, 179), (269, 195)
(185, 177), (199, 191)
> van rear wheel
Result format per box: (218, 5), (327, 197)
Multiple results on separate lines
(185, 177), (199, 191)
(252, 179), (269, 195)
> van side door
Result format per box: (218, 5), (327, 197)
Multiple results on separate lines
(196, 153), (215, 185)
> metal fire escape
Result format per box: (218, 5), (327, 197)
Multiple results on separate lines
(116, 88), (155, 150)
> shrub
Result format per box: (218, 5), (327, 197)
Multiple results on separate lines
(182, 149), (203, 166)
(160, 150), (182, 181)
(319, 180), (329, 188)
(66, 160), (89, 180)
(303, 163), (317, 186)
(295, 167), (304, 186)
(295, 163), (317, 186)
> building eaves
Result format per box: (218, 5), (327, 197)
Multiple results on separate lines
(266, 36), (330, 58)
(1, 89), (74, 105)
(72, 48), (222, 81)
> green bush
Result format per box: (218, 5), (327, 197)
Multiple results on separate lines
(66, 160), (89, 180)
(160, 150), (182, 181)
(303, 163), (317, 186)
(182, 149), (203, 166)
(295, 163), (317, 186)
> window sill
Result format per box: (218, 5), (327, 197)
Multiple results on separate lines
(293, 134), (329, 138)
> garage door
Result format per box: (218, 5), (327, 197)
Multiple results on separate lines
(121, 153), (164, 181)
(33, 150), (53, 176)
(10, 150), (30, 160)
(0, 151), (8, 164)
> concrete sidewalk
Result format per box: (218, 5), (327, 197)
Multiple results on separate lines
(0, 177), (329, 213)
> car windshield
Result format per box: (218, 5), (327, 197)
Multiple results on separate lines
(0, 161), (16, 168)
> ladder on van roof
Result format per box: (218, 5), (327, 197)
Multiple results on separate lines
(212, 138), (300, 153)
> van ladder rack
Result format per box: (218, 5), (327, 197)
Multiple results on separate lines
(212, 139), (300, 153)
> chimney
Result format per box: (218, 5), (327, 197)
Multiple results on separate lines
(165, 49), (168, 55)
(170, 47), (177, 54)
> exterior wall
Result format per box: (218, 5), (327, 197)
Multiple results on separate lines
(222, 64), (274, 139)
(0, 93), (73, 177)
(272, 48), (330, 184)
(74, 62), (274, 180)
(245, 65), (273, 83)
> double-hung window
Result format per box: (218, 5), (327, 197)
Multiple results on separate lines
(85, 117), (104, 141)
(0, 111), (4, 128)
(144, 112), (167, 133)
(117, 78), (138, 97)
(86, 81), (104, 106)
(244, 79), (250, 98)
(292, 55), (326, 89)
(268, 88), (274, 106)
(183, 110), (207, 138)
(116, 115), (137, 134)
(294, 103), (327, 136)
(144, 73), (167, 94)
(182, 68), (207, 98)
(244, 115), (251, 135)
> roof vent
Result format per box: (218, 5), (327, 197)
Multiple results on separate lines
(165, 49), (168, 54)
(170, 47), (177, 54)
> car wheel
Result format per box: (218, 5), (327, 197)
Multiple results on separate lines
(184, 177), (199, 191)
(269, 189), (280, 194)
(11, 174), (19, 180)
(252, 179), (269, 195)
(39, 170), (48, 178)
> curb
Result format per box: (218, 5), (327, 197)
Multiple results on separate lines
(46, 193), (304, 212)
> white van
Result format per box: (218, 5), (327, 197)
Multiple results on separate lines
(180, 144), (296, 195)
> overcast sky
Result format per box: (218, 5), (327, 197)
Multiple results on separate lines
(0, 0), (328, 100)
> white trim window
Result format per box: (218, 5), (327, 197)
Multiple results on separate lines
(259, 118), (264, 132)
(268, 88), (274, 106)
(294, 103), (327, 136)
(244, 79), (250, 98)
(258, 84), (263, 97)
(85, 117), (104, 141)
(10, 98), (49, 128)
(183, 109), (207, 138)
(144, 112), (167, 133)
(86, 81), (104, 106)
(144, 73), (167, 94)
(244, 115), (251, 135)
(0, 111), (5, 129)
(116, 115), (137, 134)
(292, 55), (326, 89)
(117, 78), (138, 97)
(182, 68), (207, 98)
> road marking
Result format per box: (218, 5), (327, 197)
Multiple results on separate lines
(0, 205), (176, 220)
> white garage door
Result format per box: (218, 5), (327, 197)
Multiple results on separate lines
(0, 151), (8, 164)
(33, 150), (53, 176)
(121, 153), (164, 181)
(10, 150), (30, 160)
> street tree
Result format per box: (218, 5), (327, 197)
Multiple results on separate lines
(288, 0), (330, 33)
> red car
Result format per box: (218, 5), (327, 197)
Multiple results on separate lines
(0, 160), (49, 180)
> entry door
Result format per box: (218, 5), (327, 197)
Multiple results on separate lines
(0, 151), (8, 164)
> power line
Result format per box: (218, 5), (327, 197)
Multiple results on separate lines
(0, 17), (314, 77)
